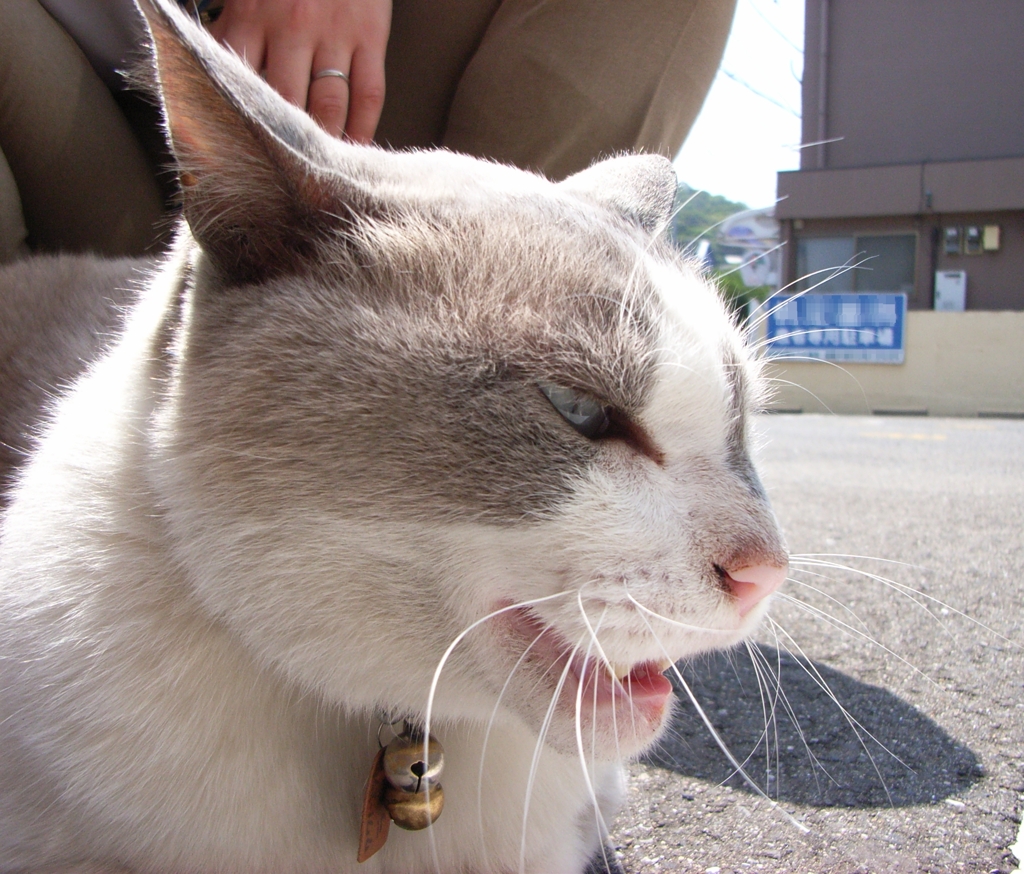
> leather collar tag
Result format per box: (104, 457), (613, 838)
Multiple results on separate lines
(357, 746), (390, 862)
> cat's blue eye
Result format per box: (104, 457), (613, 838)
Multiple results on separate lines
(539, 383), (611, 439)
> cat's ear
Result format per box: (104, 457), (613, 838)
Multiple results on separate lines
(136, 0), (375, 280)
(560, 154), (678, 234)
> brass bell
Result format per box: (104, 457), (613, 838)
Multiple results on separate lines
(383, 782), (445, 831)
(382, 734), (444, 793)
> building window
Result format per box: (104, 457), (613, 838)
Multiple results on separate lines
(797, 234), (916, 293)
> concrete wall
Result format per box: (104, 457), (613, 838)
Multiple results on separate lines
(763, 311), (1024, 417)
(777, 157), (1024, 220)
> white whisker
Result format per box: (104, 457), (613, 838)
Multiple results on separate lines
(783, 571), (876, 632)
(621, 589), (735, 636)
(775, 591), (936, 685)
(572, 603), (613, 874)
(717, 240), (786, 282)
(628, 597), (810, 833)
(746, 637), (837, 797)
(520, 633), (584, 874)
(423, 591), (576, 874)
(747, 256), (877, 334)
(476, 623), (550, 858)
(424, 590), (574, 749)
(766, 617), (911, 806)
(789, 556), (1020, 648)
(740, 640), (781, 787)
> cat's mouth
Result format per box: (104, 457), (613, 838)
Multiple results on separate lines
(494, 604), (675, 725)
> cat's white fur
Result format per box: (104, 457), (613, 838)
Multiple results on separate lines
(0, 1), (787, 871)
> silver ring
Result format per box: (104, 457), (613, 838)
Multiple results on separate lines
(312, 68), (350, 84)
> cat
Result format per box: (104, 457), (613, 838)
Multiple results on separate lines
(0, 0), (788, 871)
(0, 255), (141, 505)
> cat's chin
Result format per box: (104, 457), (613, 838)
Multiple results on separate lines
(490, 604), (677, 759)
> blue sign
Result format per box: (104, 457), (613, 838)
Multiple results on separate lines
(764, 293), (907, 364)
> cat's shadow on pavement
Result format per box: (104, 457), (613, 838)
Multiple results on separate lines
(644, 645), (982, 807)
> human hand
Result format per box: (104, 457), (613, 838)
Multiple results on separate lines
(208, 0), (391, 142)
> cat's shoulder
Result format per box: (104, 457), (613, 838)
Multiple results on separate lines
(0, 254), (151, 497)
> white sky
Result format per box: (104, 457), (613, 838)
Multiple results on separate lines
(673, 0), (805, 209)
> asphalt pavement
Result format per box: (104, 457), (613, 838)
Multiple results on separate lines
(609, 414), (1024, 874)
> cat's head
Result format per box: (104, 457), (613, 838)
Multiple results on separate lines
(139, 0), (786, 760)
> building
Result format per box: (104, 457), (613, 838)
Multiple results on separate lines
(766, 0), (1024, 416)
(718, 207), (780, 290)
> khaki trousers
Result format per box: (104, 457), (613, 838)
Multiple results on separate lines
(0, 0), (736, 263)
(0, 0), (165, 262)
(381, 0), (737, 181)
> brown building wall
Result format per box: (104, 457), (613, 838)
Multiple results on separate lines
(780, 216), (929, 308)
(782, 1), (1024, 310)
(801, 0), (1024, 171)
(778, 157), (1024, 220)
(930, 211), (1024, 310)
(785, 211), (1024, 311)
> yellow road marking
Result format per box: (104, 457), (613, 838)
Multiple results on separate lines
(860, 432), (947, 441)
(860, 431), (946, 442)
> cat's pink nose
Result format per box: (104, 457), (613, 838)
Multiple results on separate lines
(722, 562), (788, 616)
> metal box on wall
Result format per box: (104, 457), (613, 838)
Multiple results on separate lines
(934, 270), (967, 311)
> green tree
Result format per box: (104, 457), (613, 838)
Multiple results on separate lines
(670, 183), (749, 259)
(670, 183), (769, 318)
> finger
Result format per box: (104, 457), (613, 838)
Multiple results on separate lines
(343, 46), (386, 143)
(307, 64), (352, 138)
(262, 37), (317, 109)
(208, 15), (267, 73)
